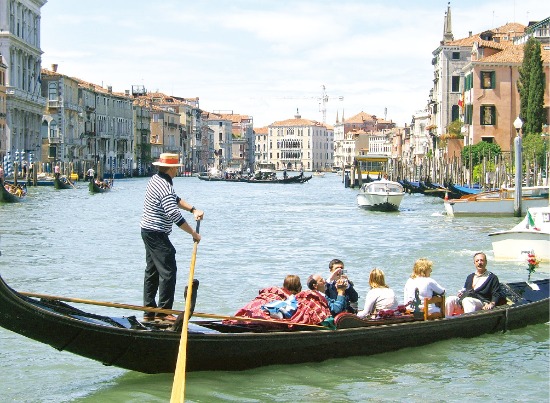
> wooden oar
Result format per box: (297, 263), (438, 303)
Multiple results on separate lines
(17, 290), (325, 328)
(171, 220), (201, 403)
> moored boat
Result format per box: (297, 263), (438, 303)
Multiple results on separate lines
(0, 273), (547, 373)
(489, 206), (550, 261)
(357, 179), (405, 211)
(444, 186), (549, 216)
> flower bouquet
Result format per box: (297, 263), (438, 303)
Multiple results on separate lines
(526, 252), (540, 283)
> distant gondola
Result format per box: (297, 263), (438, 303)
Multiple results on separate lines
(53, 176), (75, 190)
(0, 182), (27, 203)
(89, 179), (111, 193)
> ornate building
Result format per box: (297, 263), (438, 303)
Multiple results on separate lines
(0, 0), (47, 167)
(264, 109), (333, 171)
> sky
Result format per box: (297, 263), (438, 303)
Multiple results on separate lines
(40, 0), (549, 128)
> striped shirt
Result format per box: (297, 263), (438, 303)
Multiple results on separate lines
(140, 173), (186, 234)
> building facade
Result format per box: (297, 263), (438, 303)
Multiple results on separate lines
(0, 56), (6, 160)
(265, 110), (333, 171)
(0, 0), (47, 168)
(40, 65), (135, 177)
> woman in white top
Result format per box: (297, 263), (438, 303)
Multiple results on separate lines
(357, 268), (396, 319)
(403, 258), (446, 313)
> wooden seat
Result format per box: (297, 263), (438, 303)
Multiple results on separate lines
(423, 295), (445, 320)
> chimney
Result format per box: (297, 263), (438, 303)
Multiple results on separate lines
(469, 31), (472, 37)
(51, 64), (58, 72)
(107, 86), (112, 93)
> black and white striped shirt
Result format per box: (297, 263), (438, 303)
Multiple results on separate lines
(140, 173), (186, 234)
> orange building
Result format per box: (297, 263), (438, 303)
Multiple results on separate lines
(462, 41), (550, 153)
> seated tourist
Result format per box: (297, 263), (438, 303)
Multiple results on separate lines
(282, 274), (302, 295)
(307, 273), (347, 316)
(403, 258), (446, 313)
(262, 275), (302, 319)
(325, 258), (359, 313)
(445, 252), (503, 316)
(357, 268), (396, 319)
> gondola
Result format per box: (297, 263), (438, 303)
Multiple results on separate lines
(247, 173), (312, 184)
(0, 273), (547, 374)
(53, 176), (75, 190)
(89, 180), (111, 193)
(0, 182), (27, 203)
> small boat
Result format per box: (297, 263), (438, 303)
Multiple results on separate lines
(89, 179), (112, 193)
(0, 183), (27, 203)
(489, 206), (550, 261)
(313, 171), (325, 177)
(357, 179), (405, 211)
(53, 176), (75, 190)
(0, 273), (547, 374)
(399, 179), (424, 194)
(449, 183), (482, 197)
(444, 186), (549, 216)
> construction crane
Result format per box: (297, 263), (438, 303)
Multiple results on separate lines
(284, 85), (344, 123)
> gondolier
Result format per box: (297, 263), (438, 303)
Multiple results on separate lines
(140, 153), (204, 322)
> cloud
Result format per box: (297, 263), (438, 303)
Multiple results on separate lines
(40, 0), (549, 127)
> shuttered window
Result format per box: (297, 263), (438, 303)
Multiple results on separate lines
(480, 105), (496, 125)
(480, 71), (496, 89)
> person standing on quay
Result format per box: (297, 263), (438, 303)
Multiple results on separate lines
(140, 153), (204, 322)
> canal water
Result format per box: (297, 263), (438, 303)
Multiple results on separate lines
(0, 174), (548, 402)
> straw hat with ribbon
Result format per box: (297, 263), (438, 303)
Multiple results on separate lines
(152, 153), (183, 167)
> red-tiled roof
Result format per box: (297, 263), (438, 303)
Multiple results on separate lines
(344, 111), (376, 123)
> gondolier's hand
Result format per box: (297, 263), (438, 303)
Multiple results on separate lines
(190, 207), (204, 221)
(482, 302), (495, 310)
(192, 231), (201, 243)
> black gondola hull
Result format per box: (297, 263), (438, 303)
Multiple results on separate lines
(0, 275), (548, 373)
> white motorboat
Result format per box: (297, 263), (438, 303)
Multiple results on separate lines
(356, 179), (405, 211)
(489, 206), (550, 261)
(444, 186), (549, 216)
(313, 171), (325, 177)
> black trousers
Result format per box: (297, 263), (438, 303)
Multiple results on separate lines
(141, 229), (178, 312)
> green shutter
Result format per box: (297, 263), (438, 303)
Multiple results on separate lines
(480, 106), (485, 125)
(491, 72), (496, 89)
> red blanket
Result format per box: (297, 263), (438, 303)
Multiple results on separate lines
(224, 287), (331, 327)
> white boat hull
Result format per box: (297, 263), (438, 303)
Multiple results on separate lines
(489, 206), (550, 261)
(489, 231), (550, 261)
(357, 180), (405, 212)
(357, 193), (404, 211)
(444, 186), (549, 216)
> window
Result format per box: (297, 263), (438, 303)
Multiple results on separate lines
(452, 52), (460, 60)
(481, 71), (495, 89)
(451, 76), (460, 92)
(48, 82), (57, 100)
(451, 105), (460, 122)
(49, 121), (57, 138)
(480, 105), (496, 125)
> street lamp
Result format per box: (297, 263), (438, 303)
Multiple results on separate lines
(513, 117), (523, 217)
